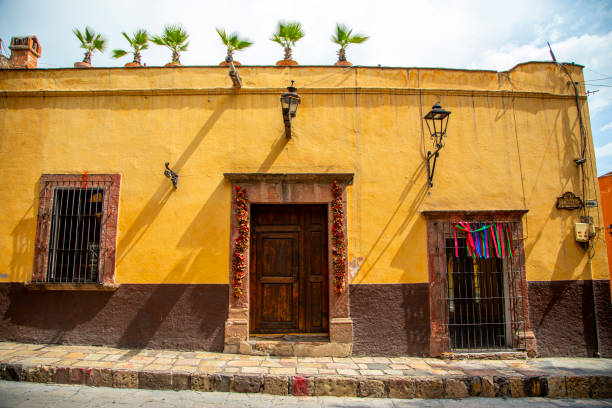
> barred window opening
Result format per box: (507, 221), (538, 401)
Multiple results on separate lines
(47, 188), (104, 283)
(33, 174), (120, 285)
(434, 220), (526, 353)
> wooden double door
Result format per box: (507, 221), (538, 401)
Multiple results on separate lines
(250, 204), (329, 334)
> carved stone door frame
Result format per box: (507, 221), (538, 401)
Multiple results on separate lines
(223, 173), (354, 355)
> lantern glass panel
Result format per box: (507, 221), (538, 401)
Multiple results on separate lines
(289, 97), (300, 116)
(281, 95), (290, 111)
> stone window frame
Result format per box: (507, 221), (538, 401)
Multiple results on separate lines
(423, 210), (537, 357)
(223, 173), (354, 354)
(31, 174), (121, 287)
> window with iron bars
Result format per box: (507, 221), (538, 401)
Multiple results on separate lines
(33, 174), (120, 285)
(425, 213), (529, 354)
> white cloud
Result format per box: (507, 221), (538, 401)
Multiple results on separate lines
(596, 141), (612, 158)
(471, 31), (612, 73)
(602, 121), (612, 132)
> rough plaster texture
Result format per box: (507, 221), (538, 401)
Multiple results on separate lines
(0, 283), (228, 351)
(528, 280), (612, 357)
(350, 284), (429, 356)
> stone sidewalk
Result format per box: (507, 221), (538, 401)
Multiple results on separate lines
(1, 341), (611, 399)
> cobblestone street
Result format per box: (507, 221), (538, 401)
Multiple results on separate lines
(2, 381), (612, 407)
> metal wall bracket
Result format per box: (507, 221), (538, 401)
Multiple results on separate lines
(164, 162), (179, 189)
(283, 111), (292, 138)
(426, 148), (441, 187)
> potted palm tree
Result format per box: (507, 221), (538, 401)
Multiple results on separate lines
(216, 28), (253, 66)
(331, 24), (369, 67)
(270, 21), (304, 66)
(112, 29), (149, 67)
(151, 25), (189, 67)
(73, 27), (106, 68)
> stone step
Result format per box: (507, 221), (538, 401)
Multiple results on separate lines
(240, 338), (351, 357)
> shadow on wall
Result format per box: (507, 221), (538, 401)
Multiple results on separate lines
(257, 131), (288, 173)
(112, 100), (231, 349)
(10, 204), (35, 283)
(354, 160), (428, 283)
(116, 182), (174, 265)
(117, 98), (229, 265)
(1, 100), (232, 351)
(2, 284), (114, 344)
(115, 255), (226, 350)
(177, 179), (229, 282)
(528, 202), (597, 356)
(492, 95), (601, 356)
(10, 179), (44, 283)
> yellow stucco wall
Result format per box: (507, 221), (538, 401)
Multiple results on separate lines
(0, 63), (607, 285)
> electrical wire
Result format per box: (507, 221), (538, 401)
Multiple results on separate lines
(586, 67), (612, 79)
(584, 77), (612, 82)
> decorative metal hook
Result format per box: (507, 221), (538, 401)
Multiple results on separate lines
(164, 162), (178, 189)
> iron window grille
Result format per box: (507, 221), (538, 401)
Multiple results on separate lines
(433, 220), (527, 353)
(33, 174), (120, 285)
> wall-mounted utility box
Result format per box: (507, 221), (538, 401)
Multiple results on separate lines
(575, 222), (590, 242)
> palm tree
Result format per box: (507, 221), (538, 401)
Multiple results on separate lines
(331, 24), (368, 66)
(112, 29), (149, 66)
(151, 25), (189, 66)
(73, 27), (106, 66)
(216, 28), (253, 65)
(270, 21), (304, 65)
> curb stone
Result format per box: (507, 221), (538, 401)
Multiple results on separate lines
(0, 361), (611, 399)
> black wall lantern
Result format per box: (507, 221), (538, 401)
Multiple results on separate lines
(280, 80), (301, 138)
(423, 102), (451, 187)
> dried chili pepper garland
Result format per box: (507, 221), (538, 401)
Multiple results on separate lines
(232, 185), (249, 298)
(331, 181), (346, 294)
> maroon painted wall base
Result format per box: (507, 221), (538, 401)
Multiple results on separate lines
(0, 283), (228, 351)
(528, 279), (612, 357)
(350, 283), (430, 356)
(1, 280), (609, 357)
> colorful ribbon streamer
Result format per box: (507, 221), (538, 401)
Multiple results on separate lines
(453, 222), (515, 259)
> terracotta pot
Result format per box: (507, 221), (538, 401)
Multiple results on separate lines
(74, 61), (92, 68)
(165, 61), (182, 67)
(334, 60), (352, 67)
(219, 60), (242, 67)
(276, 59), (298, 66)
(124, 62), (142, 67)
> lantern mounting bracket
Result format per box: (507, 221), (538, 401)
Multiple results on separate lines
(426, 148), (442, 188)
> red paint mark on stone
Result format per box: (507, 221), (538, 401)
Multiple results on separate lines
(55, 367), (70, 384)
(293, 376), (307, 396)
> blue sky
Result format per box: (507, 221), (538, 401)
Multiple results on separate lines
(1, 0), (611, 175)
